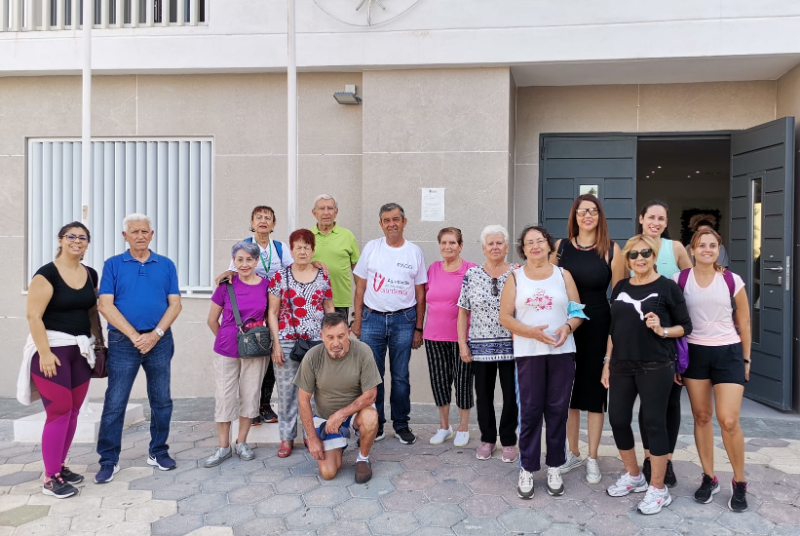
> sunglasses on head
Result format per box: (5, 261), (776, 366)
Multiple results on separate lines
(627, 249), (654, 260)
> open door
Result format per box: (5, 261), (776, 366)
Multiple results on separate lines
(730, 117), (795, 410)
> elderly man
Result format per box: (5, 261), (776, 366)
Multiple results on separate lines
(352, 203), (426, 445)
(311, 194), (360, 321)
(295, 313), (381, 483)
(95, 214), (182, 483)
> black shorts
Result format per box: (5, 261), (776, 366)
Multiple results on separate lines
(683, 343), (746, 385)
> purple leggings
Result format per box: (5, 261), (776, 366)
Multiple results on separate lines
(31, 345), (92, 478)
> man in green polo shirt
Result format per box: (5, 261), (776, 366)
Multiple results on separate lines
(311, 194), (360, 323)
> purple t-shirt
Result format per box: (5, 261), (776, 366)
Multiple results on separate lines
(211, 275), (269, 358)
(423, 260), (477, 342)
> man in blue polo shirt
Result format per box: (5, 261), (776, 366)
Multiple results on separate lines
(95, 214), (182, 483)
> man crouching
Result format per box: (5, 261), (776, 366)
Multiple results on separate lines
(295, 312), (382, 483)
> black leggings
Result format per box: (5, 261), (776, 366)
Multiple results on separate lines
(259, 358), (276, 408)
(608, 362), (674, 457)
(639, 382), (682, 454)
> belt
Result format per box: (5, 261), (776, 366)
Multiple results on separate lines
(366, 306), (414, 316)
(139, 329), (154, 334)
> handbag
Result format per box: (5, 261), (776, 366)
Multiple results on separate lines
(284, 268), (322, 362)
(84, 265), (108, 379)
(226, 282), (272, 358)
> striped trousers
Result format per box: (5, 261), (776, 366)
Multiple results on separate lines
(424, 340), (474, 410)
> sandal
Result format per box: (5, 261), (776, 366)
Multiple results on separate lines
(277, 441), (293, 458)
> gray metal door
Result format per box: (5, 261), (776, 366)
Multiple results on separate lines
(539, 136), (637, 243)
(730, 117), (795, 410)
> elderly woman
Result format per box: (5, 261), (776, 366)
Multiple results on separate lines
(268, 229), (335, 458)
(21, 222), (100, 498)
(205, 240), (270, 468)
(500, 225), (583, 499)
(602, 235), (692, 515)
(457, 225), (517, 462)
(424, 227), (477, 446)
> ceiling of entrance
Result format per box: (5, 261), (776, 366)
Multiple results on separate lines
(637, 139), (729, 182)
(511, 55), (800, 86)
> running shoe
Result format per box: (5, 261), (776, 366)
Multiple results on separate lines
(607, 472), (648, 497)
(501, 446), (518, 463)
(642, 457), (651, 484)
(638, 485), (673, 515)
(664, 460), (677, 488)
(517, 469), (535, 499)
(148, 454), (177, 471)
(586, 458), (602, 484)
(694, 474), (720, 504)
(476, 442), (495, 460)
(94, 463), (120, 484)
(453, 431), (470, 447)
(43, 474), (77, 499)
(396, 428), (417, 445)
(559, 451), (585, 475)
(59, 466), (84, 485)
(430, 427), (454, 445)
(729, 480), (748, 512)
(547, 467), (565, 496)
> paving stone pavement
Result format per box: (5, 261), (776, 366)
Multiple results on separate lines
(1, 419), (800, 536)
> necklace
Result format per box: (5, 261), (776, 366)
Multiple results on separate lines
(574, 240), (596, 251)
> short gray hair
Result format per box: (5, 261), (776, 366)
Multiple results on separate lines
(480, 224), (509, 246)
(122, 213), (152, 233)
(231, 240), (261, 260)
(313, 194), (338, 210)
(379, 202), (405, 220)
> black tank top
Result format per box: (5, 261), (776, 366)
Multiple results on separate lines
(35, 262), (98, 336)
(558, 241), (613, 309)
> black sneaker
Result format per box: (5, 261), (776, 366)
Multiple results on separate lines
(694, 473), (720, 504)
(262, 405), (278, 424)
(396, 428), (416, 445)
(43, 474), (77, 499)
(665, 460), (677, 488)
(60, 466), (84, 485)
(729, 480), (748, 512)
(642, 457), (651, 484)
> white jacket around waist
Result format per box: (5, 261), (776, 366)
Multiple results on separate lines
(17, 330), (96, 406)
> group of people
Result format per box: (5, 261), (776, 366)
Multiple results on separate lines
(19, 193), (752, 518)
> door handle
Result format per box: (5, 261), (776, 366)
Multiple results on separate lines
(765, 266), (783, 273)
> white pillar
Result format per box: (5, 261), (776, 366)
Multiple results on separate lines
(81, 0), (94, 418)
(287, 0), (297, 232)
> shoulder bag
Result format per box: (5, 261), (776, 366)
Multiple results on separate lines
(226, 281), (272, 358)
(285, 267), (322, 362)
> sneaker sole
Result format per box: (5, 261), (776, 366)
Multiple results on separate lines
(607, 483), (648, 497)
(476, 451), (494, 460)
(517, 488), (534, 499)
(42, 487), (76, 499)
(638, 492), (673, 515)
(429, 432), (455, 445)
(453, 440), (469, 448)
(695, 484), (720, 504)
(547, 485), (565, 497)
(94, 465), (120, 484)
(64, 476), (85, 485)
(204, 454), (232, 468)
(375, 433), (386, 442)
(586, 473), (602, 485)
(398, 437), (417, 445)
(147, 458), (176, 471)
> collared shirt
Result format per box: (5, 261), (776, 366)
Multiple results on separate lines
(353, 237), (427, 312)
(98, 249), (180, 331)
(311, 223), (360, 308)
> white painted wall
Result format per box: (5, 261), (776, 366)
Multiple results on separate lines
(2, 0), (800, 78)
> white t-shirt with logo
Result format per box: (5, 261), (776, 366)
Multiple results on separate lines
(354, 238), (428, 312)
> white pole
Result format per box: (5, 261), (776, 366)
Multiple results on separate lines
(81, 0), (94, 418)
(287, 0), (297, 232)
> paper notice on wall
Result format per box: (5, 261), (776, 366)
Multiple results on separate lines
(421, 188), (445, 221)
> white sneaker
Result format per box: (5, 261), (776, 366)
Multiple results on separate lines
(546, 467), (565, 496)
(586, 458), (602, 484)
(638, 485), (673, 515)
(607, 472), (648, 497)
(558, 451), (585, 475)
(430, 427), (455, 445)
(517, 469), (535, 499)
(453, 431), (470, 447)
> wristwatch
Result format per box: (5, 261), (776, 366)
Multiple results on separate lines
(155, 328), (165, 337)
(661, 328), (669, 338)
(414, 327), (423, 333)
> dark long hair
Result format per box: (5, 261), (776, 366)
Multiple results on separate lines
(56, 221), (91, 259)
(637, 199), (672, 240)
(567, 194), (611, 259)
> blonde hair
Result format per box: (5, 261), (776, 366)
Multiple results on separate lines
(690, 228), (725, 273)
(622, 234), (661, 272)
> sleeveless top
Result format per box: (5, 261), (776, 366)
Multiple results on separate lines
(512, 265), (576, 357)
(34, 262), (98, 336)
(656, 238), (680, 279)
(558, 241), (613, 309)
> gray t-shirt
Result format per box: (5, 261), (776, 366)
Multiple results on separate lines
(293, 337), (382, 419)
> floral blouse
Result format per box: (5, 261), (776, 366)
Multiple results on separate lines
(456, 266), (514, 362)
(268, 267), (333, 341)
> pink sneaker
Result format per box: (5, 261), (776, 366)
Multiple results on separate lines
(476, 442), (495, 460)
(502, 446), (518, 463)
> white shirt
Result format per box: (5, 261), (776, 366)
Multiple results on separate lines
(512, 265), (575, 357)
(229, 239), (294, 281)
(354, 237), (427, 312)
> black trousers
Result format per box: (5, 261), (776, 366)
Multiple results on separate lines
(473, 360), (518, 446)
(608, 361), (674, 457)
(639, 382), (682, 454)
(259, 358), (275, 409)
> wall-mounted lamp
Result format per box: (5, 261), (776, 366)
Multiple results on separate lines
(334, 85), (362, 105)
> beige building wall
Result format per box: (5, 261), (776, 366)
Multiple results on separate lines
(0, 72), (363, 400)
(513, 81), (779, 239)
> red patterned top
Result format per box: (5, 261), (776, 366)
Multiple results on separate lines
(268, 267), (333, 341)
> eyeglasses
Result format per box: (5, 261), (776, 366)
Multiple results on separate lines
(627, 249), (654, 260)
(576, 208), (599, 217)
(524, 239), (548, 247)
(64, 234), (89, 243)
(491, 278), (499, 297)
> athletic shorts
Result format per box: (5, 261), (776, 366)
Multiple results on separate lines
(304, 414), (353, 451)
(683, 343), (746, 385)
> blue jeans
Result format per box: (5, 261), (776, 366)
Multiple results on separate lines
(360, 307), (415, 432)
(97, 330), (174, 466)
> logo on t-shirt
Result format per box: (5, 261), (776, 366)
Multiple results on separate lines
(616, 292), (658, 320)
(525, 289), (553, 311)
(397, 262), (413, 269)
(373, 273), (386, 292)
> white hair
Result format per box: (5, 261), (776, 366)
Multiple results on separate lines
(313, 194), (338, 210)
(122, 213), (153, 233)
(480, 224), (509, 246)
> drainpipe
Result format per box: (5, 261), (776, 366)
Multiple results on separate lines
(81, 0), (92, 226)
(287, 0), (297, 232)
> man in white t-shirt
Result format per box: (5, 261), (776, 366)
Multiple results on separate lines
(352, 203), (427, 445)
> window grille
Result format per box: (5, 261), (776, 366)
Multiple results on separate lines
(27, 139), (214, 294)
